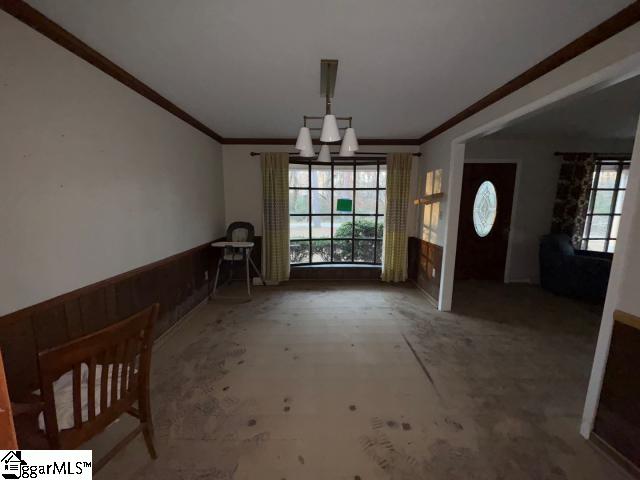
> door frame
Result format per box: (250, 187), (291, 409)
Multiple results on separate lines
(462, 158), (522, 283)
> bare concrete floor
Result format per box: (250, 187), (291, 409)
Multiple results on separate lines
(91, 280), (626, 479)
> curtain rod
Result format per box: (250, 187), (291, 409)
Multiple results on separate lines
(553, 152), (631, 157)
(249, 151), (421, 157)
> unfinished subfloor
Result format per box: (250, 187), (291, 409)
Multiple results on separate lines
(91, 280), (626, 479)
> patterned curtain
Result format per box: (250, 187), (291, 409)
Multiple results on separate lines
(261, 153), (290, 283)
(381, 153), (413, 282)
(551, 153), (595, 247)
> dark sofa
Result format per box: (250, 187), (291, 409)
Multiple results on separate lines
(539, 234), (613, 302)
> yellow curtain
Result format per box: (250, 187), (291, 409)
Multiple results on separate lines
(262, 153), (290, 283)
(381, 153), (412, 282)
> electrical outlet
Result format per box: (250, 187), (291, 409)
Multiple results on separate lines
(204, 271), (209, 281)
(432, 268), (436, 277)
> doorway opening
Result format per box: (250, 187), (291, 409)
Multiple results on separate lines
(447, 71), (640, 470)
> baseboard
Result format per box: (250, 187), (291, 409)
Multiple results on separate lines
(505, 278), (534, 284)
(153, 296), (209, 351)
(411, 279), (439, 308)
(253, 277), (278, 286)
(590, 432), (640, 479)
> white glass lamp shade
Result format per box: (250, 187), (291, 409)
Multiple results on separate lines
(317, 144), (331, 163)
(339, 128), (359, 157)
(320, 114), (341, 142)
(295, 126), (313, 152)
(298, 145), (315, 158)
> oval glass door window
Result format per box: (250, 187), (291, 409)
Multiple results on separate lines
(473, 181), (498, 237)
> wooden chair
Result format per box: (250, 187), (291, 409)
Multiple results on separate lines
(36, 303), (159, 472)
(0, 350), (18, 449)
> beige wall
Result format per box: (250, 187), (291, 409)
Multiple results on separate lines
(0, 11), (226, 316)
(222, 144), (420, 237)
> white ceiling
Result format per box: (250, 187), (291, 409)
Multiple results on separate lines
(27, 0), (633, 139)
(488, 73), (640, 140)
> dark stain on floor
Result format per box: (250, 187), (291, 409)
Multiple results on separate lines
(444, 417), (463, 432)
(93, 282), (625, 480)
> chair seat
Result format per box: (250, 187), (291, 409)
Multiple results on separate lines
(224, 253), (244, 261)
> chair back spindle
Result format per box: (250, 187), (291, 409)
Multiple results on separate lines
(37, 304), (158, 451)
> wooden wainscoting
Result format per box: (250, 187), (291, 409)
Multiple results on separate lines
(0, 241), (223, 402)
(593, 310), (640, 476)
(408, 237), (443, 304)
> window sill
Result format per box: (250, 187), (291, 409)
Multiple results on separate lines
(292, 263), (381, 269)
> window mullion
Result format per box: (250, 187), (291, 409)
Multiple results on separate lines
(604, 161), (623, 252)
(308, 160), (312, 264)
(331, 162), (334, 262)
(584, 163), (601, 250)
(351, 158), (356, 262)
(373, 160), (380, 263)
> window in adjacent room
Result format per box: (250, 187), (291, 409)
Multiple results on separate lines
(289, 158), (386, 265)
(581, 158), (631, 253)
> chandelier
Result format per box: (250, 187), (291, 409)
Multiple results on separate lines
(294, 60), (359, 161)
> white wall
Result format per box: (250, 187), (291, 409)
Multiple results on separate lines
(0, 11), (226, 316)
(222, 144), (420, 237)
(464, 136), (634, 284)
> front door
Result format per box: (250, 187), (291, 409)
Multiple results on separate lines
(455, 162), (517, 282)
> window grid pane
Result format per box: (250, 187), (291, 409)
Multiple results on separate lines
(582, 160), (630, 253)
(288, 159), (385, 264)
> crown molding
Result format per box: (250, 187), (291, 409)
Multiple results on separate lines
(0, 0), (223, 143)
(3, 0), (639, 147)
(417, 2), (640, 144)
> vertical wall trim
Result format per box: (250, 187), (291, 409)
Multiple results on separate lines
(580, 114), (640, 438)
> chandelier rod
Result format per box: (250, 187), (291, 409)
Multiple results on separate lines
(325, 63), (332, 115)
